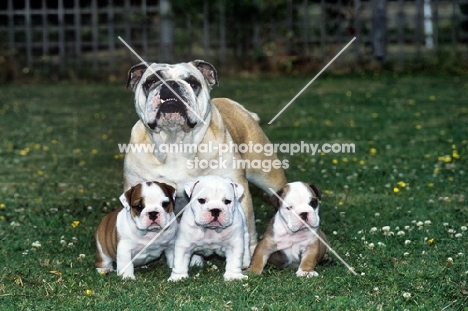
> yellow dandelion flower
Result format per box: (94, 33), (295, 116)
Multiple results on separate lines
(429, 95), (436, 101)
(332, 159), (338, 165)
(86, 289), (93, 295)
(397, 181), (407, 188)
(370, 148), (377, 155)
(452, 152), (460, 159)
(428, 183), (434, 188)
(90, 149), (98, 155)
(43, 146), (49, 151)
(448, 177), (454, 182)
(407, 99), (415, 105)
(393, 187), (400, 193)
(78, 188), (84, 194)
(71, 220), (80, 228)
(19, 148), (30, 156)
(102, 134), (108, 140)
(424, 154), (431, 158)
(324, 120), (332, 126)
(0, 216), (5, 221)
(79, 160), (86, 166)
(415, 124), (422, 130)
(51, 139), (58, 144)
(33, 143), (41, 149)
(372, 113), (378, 118)
(346, 91), (352, 97)
(342, 157), (348, 163)
(338, 201), (344, 206)
(359, 160), (365, 166)
(349, 120), (355, 127)
(428, 238), (435, 244)
(46, 127), (53, 133)
(439, 130), (446, 136)
(0, 203), (5, 208)
(37, 170), (44, 176)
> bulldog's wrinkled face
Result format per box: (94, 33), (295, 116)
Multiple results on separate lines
(184, 175), (244, 230)
(270, 182), (322, 233)
(126, 60), (218, 133)
(120, 181), (176, 232)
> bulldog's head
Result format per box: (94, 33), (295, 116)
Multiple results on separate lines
(184, 175), (244, 230)
(270, 182), (322, 232)
(120, 181), (176, 232)
(126, 60), (218, 133)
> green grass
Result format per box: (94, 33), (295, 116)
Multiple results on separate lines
(0, 72), (467, 310)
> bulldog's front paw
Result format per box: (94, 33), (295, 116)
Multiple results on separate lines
(296, 268), (319, 278)
(119, 272), (136, 280)
(167, 273), (189, 282)
(190, 254), (204, 267)
(223, 272), (248, 281)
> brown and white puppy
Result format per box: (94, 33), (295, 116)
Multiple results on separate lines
(95, 181), (177, 279)
(246, 182), (330, 277)
(123, 60), (287, 252)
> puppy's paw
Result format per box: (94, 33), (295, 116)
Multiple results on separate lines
(167, 273), (189, 282)
(223, 272), (248, 281)
(190, 254), (204, 267)
(296, 268), (319, 278)
(119, 273), (136, 280)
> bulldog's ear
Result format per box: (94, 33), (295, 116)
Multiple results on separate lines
(269, 188), (285, 211)
(308, 184), (322, 200)
(156, 182), (176, 203)
(120, 186), (134, 210)
(184, 179), (200, 198)
(191, 60), (219, 87)
(230, 182), (244, 200)
(126, 63), (148, 90)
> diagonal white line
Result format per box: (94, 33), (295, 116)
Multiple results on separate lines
(268, 37), (356, 124)
(118, 36), (206, 125)
(119, 188), (206, 276)
(268, 188), (358, 276)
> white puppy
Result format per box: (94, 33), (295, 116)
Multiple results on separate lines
(168, 175), (250, 281)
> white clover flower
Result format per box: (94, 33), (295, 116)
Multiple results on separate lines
(397, 231), (405, 236)
(60, 239), (66, 246)
(424, 220), (432, 225)
(416, 221), (424, 227)
(404, 240), (411, 245)
(461, 226), (467, 232)
(382, 226), (391, 232)
(370, 227), (378, 234)
(403, 252), (409, 256)
(375, 213), (380, 217)
(455, 233), (462, 238)
(377, 242), (386, 247)
(368, 243), (375, 249)
(443, 222), (449, 227)
(333, 231), (338, 235)
(403, 292), (411, 299)
(404, 225), (411, 230)
(31, 241), (41, 248)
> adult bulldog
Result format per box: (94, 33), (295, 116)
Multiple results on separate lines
(123, 60), (287, 249)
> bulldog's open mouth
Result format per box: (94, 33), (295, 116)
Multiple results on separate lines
(148, 97), (197, 131)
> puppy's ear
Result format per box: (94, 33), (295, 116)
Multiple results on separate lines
(230, 182), (244, 200)
(269, 188), (285, 211)
(191, 60), (219, 87)
(157, 182), (176, 203)
(120, 185), (135, 210)
(126, 63), (148, 90)
(184, 179), (200, 198)
(308, 184), (322, 200)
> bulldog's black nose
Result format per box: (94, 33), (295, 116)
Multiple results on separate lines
(299, 212), (308, 221)
(148, 211), (159, 221)
(210, 209), (221, 219)
(160, 81), (181, 98)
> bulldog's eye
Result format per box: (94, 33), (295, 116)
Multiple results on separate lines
(162, 201), (170, 208)
(223, 199), (232, 205)
(185, 77), (201, 94)
(143, 78), (159, 94)
(134, 204), (144, 212)
(309, 198), (319, 209)
(198, 198), (206, 204)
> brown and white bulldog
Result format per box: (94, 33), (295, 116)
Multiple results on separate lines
(246, 182), (331, 277)
(123, 60), (287, 251)
(95, 181), (177, 279)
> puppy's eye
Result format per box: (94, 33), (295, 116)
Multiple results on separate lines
(162, 201), (170, 208)
(223, 199), (232, 205)
(309, 198), (319, 209)
(134, 204), (144, 212)
(198, 198), (206, 204)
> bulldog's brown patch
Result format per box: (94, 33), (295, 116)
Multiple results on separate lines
(95, 206), (123, 266)
(269, 184), (290, 210)
(154, 181), (176, 213)
(125, 183), (145, 218)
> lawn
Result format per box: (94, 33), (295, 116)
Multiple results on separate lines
(0, 72), (467, 310)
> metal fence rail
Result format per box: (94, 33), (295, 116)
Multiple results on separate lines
(0, 0), (467, 73)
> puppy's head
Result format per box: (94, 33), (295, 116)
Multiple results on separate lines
(184, 175), (244, 230)
(126, 60), (218, 133)
(270, 182), (321, 232)
(120, 181), (176, 232)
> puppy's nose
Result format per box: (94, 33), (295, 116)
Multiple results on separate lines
(210, 209), (221, 219)
(148, 211), (159, 221)
(299, 212), (308, 221)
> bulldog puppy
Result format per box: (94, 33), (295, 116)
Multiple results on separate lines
(123, 60), (287, 252)
(246, 182), (330, 278)
(168, 175), (250, 282)
(95, 181), (177, 280)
